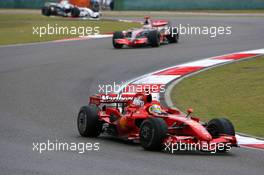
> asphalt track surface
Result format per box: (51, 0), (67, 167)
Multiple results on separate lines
(1, 16), (264, 175)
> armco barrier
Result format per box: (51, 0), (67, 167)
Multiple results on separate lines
(114, 0), (264, 10)
(0, 0), (56, 9)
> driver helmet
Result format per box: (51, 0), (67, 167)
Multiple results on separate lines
(149, 104), (162, 115)
(64, 4), (71, 9)
(143, 16), (152, 28)
(61, 0), (71, 9)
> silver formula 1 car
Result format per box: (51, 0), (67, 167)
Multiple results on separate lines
(41, 0), (101, 19)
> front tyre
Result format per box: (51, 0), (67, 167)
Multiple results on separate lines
(77, 105), (102, 137)
(140, 118), (168, 151)
(148, 30), (160, 47)
(167, 27), (179, 43)
(207, 118), (235, 137)
(42, 7), (51, 16)
(71, 7), (80, 18)
(207, 118), (235, 153)
(112, 31), (124, 49)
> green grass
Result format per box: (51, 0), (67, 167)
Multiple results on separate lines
(0, 14), (140, 45)
(171, 56), (264, 137)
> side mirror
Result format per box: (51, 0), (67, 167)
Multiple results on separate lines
(186, 108), (193, 118)
(146, 94), (152, 103)
(102, 105), (106, 111)
(187, 108), (193, 114)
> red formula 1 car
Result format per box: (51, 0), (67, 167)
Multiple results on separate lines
(112, 17), (179, 49)
(77, 93), (237, 153)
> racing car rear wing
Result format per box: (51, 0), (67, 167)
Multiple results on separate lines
(152, 20), (169, 27)
(89, 94), (134, 106)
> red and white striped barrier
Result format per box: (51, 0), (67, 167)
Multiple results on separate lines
(122, 48), (264, 150)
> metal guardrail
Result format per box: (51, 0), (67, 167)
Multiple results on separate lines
(114, 0), (264, 10)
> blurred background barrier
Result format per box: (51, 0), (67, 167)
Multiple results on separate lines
(0, 0), (114, 9)
(0, 0), (92, 9)
(1, 0), (263, 10)
(114, 0), (264, 10)
(0, 0), (56, 9)
(69, 0), (90, 7)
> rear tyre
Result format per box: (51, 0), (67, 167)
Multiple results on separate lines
(71, 7), (80, 17)
(112, 31), (124, 49)
(167, 27), (179, 43)
(42, 7), (51, 16)
(140, 118), (168, 151)
(77, 105), (102, 137)
(207, 118), (235, 153)
(148, 30), (160, 47)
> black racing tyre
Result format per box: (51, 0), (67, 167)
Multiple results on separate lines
(167, 27), (179, 43)
(77, 105), (102, 137)
(147, 30), (160, 47)
(41, 7), (51, 16)
(206, 118), (235, 153)
(140, 118), (168, 151)
(112, 31), (124, 49)
(207, 118), (235, 138)
(71, 7), (80, 18)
